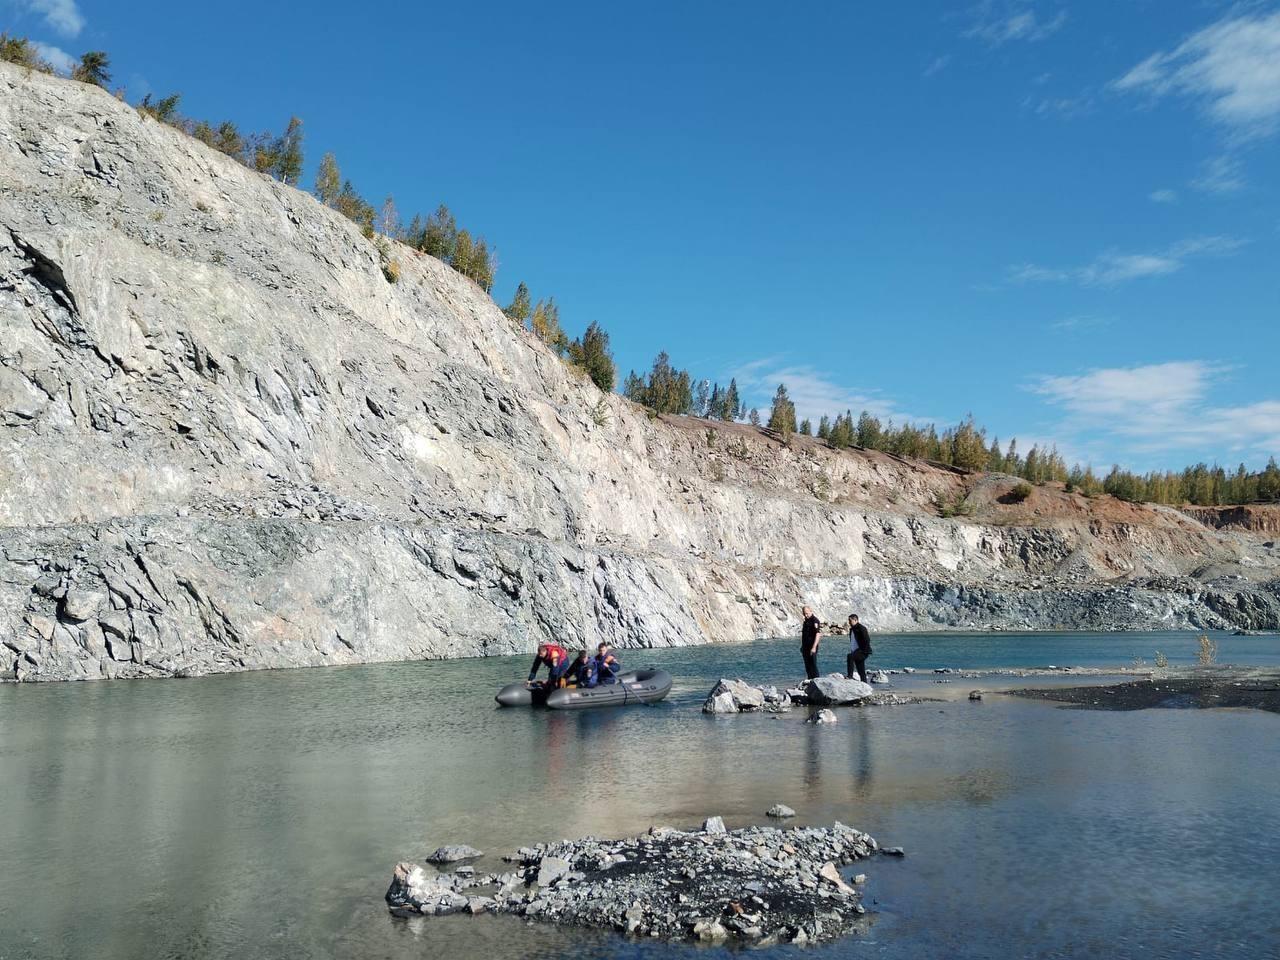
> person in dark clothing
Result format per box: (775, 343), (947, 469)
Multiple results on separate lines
(800, 605), (822, 679)
(527, 642), (572, 688)
(846, 614), (872, 683)
(593, 642), (621, 684)
(569, 649), (598, 688)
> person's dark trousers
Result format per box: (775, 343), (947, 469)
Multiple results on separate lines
(802, 647), (820, 680)
(847, 651), (868, 683)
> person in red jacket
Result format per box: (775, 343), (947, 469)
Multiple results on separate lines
(527, 642), (572, 688)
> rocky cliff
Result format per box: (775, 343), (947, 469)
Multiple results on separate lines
(3, 63), (1278, 681)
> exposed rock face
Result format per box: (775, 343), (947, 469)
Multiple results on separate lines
(3, 63), (1280, 681)
(804, 676), (875, 705)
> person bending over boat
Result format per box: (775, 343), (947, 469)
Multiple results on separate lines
(593, 643), (621, 684)
(527, 642), (572, 688)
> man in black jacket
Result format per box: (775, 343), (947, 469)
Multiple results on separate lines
(800, 606), (822, 679)
(846, 614), (872, 683)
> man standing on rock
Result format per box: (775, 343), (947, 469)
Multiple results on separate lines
(846, 614), (872, 683)
(800, 606), (822, 679)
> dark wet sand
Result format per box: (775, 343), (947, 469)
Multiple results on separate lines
(1010, 673), (1280, 713)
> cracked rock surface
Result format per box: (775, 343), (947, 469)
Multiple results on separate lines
(3, 63), (1280, 682)
(386, 821), (881, 945)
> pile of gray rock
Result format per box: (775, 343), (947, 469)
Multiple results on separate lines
(702, 678), (793, 714)
(386, 819), (884, 945)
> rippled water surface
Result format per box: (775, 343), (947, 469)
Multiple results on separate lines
(2, 631), (1279, 960)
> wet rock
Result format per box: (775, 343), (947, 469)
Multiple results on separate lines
(805, 676), (874, 705)
(702, 816), (726, 834)
(969, 690), (984, 701)
(702, 678), (765, 713)
(808, 708), (839, 724)
(868, 670), (891, 684)
(536, 856), (570, 886)
(766, 804), (796, 819)
(425, 844), (483, 863)
(386, 821), (878, 944)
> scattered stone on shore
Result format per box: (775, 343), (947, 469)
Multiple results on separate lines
(702, 679), (791, 714)
(969, 690), (984, 701)
(766, 804), (796, 819)
(808, 708), (839, 724)
(387, 820), (885, 945)
(425, 844), (483, 863)
(868, 670), (891, 684)
(702, 816), (727, 834)
(1009, 673), (1280, 714)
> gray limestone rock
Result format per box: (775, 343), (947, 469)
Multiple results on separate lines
(2, 62), (1279, 684)
(425, 845), (483, 864)
(805, 676), (875, 705)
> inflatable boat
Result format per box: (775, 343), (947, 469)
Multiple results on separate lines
(495, 669), (673, 710)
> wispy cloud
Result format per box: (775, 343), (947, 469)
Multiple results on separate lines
(1032, 361), (1280, 460)
(728, 359), (919, 427)
(1191, 153), (1246, 194)
(1148, 188), (1178, 204)
(1051, 314), (1111, 332)
(32, 40), (75, 74)
(923, 55), (951, 79)
(1112, 10), (1280, 139)
(965, 1), (1067, 46)
(13, 0), (84, 37)
(1023, 92), (1094, 118)
(1008, 235), (1244, 287)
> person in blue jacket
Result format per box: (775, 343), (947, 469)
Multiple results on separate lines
(593, 642), (621, 684)
(569, 649), (599, 688)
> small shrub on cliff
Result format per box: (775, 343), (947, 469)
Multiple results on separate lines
(935, 493), (975, 518)
(72, 51), (111, 87)
(1, 33), (53, 72)
(1008, 482), (1033, 503)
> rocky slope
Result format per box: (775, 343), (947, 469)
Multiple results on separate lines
(2, 63), (1278, 681)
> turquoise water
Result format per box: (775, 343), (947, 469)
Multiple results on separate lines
(1, 631), (1278, 960)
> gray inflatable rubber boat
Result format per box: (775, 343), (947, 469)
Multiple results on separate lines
(495, 669), (673, 710)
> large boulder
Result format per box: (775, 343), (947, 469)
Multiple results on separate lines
(702, 678), (765, 714)
(804, 676), (874, 705)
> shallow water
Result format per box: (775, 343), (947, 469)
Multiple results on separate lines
(2, 631), (1279, 960)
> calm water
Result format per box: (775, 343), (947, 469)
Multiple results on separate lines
(2, 631), (1279, 960)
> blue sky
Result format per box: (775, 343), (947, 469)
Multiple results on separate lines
(10, 0), (1279, 471)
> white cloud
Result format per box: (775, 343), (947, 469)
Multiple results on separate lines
(728, 359), (918, 428)
(32, 41), (75, 74)
(1148, 188), (1178, 204)
(923, 55), (951, 79)
(1113, 10), (1280, 138)
(965, 2), (1067, 46)
(1032, 361), (1280, 461)
(14, 0), (84, 37)
(1008, 235), (1244, 286)
(1051, 314), (1110, 331)
(1191, 153), (1246, 194)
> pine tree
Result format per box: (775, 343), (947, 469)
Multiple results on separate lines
(799, 418), (812, 436)
(749, 408), (761, 427)
(214, 122), (245, 160)
(138, 92), (182, 123)
(471, 237), (495, 291)
(817, 415), (831, 440)
(855, 411), (882, 449)
(270, 117), (304, 184)
(723, 379), (741, 422)
(420, 204), (457, 261)
(504, 282), (531, 325)
(708, 384), (724, 420)
(767, 384), (797, 436)
(72, 51), (111, 87)
(577, 322), (616, 392)
(334, 180), (374, 232)
(452, 229), (474, 277)
(314, 153), (341, 207)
